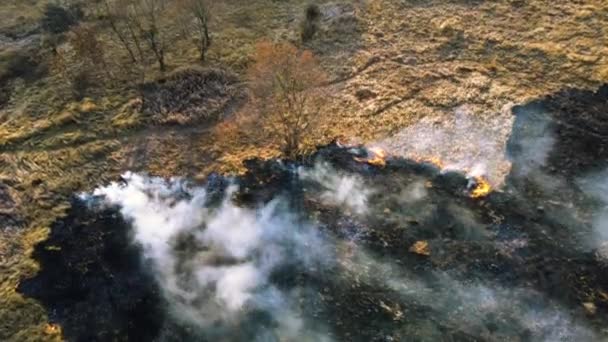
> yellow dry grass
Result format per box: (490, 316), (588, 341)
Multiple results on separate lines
(0, 0), (607, 339)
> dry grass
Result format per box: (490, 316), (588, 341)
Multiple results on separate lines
(0, 0), (44, 34)
(1, 0), (607, 339)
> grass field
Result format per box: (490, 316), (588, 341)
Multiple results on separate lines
(0, 0), (607, 340)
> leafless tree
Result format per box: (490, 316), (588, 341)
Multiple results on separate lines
(179, 0), (212, 62)
(100, 0), (168, 72)
(52, 24), (109, 99)
(100, 0), (140, 63)
(127, 0), (169, 72)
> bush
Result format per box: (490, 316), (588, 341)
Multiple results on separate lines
(0, 49), (45, 106)
(71, 70), (91, 100)
(0, 50), (41, 84)
(41, 3), (83, 34)
(301, 4), (321, 42)
(305, 3), (321, 21)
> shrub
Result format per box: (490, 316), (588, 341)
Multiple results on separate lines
(71, 70), (92, 100)
(305, 3), (321, 21)
(0, 49), (41, 84)
(41, 3), (83, 34)
(301, 4), (321, 42)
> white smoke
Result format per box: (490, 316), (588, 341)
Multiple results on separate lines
(299, 162), (372, 215)
(381, 105), (515, 187)
(80, 164), (601, 340)
(578, 169), (608, 257)
(340, 244), (597, 341)
(399, 180), (427, 204)
(88, 172), (333, 340)
(509, 121), (555, 178)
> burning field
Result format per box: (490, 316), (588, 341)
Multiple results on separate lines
(16, 85), (608, 341)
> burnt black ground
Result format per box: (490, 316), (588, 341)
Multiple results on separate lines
(19, 84), (608, 341)
(510, 85), (608, 179)
(17, 200), (168, 342)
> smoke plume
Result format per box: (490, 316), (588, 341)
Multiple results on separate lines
(87, 172), (333, 340)
(341, 244), (597, 341)
(299, 162), (372, 215)
(78, 161), (601, 340)
(578, 169), (608, 258)
(381, 105), (514, 186)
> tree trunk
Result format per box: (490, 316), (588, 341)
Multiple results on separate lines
(199, 21), (210, 61)
(103, 1), (137, 63)
(147, 30), (165, 72)
(199, 41), (206, 61)
(126, 21), (145, 63)
(108, 20), (137, 63)
(158, 52), (165, 71)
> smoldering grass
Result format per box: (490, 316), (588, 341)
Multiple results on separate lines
(84, 171), (335, 340)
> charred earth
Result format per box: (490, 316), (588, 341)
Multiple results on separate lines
(19, 85), (608, 341)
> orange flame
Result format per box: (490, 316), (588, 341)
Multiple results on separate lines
(44, 323), (62, 335)
(470, 176), (492, 198)
(411, 155), (444, 169)
(355, 147), (388, 167)
(353, 148), (492, 198)
(409, 240), (431, 256)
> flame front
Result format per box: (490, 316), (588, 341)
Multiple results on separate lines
(470, 176), (492, 198)
(355, 148), (492, 199)
(355, 147), (388, 167)
(367, 147), (387, 167)
(411, 155), (444, 169)
(409, 240), (431, 256)
(44, 323), (62, 336)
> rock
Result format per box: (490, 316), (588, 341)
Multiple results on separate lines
(321, 3), (356, 22)
(355, 88), (377, 101)
(403, 56), (417, 65)
(393, 55), (417, 66)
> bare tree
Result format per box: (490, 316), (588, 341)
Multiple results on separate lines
(179, 0), (212, 62)
(100, 0), (169, 72)
(100, 0), (139, 63)
(68, 23), (111, 78)
(128, 0), (169, 72)
(247, 40), (327, 157)
(52, 24), (109, 99)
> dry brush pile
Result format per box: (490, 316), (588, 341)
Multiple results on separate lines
(140, 67), (246, 126)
